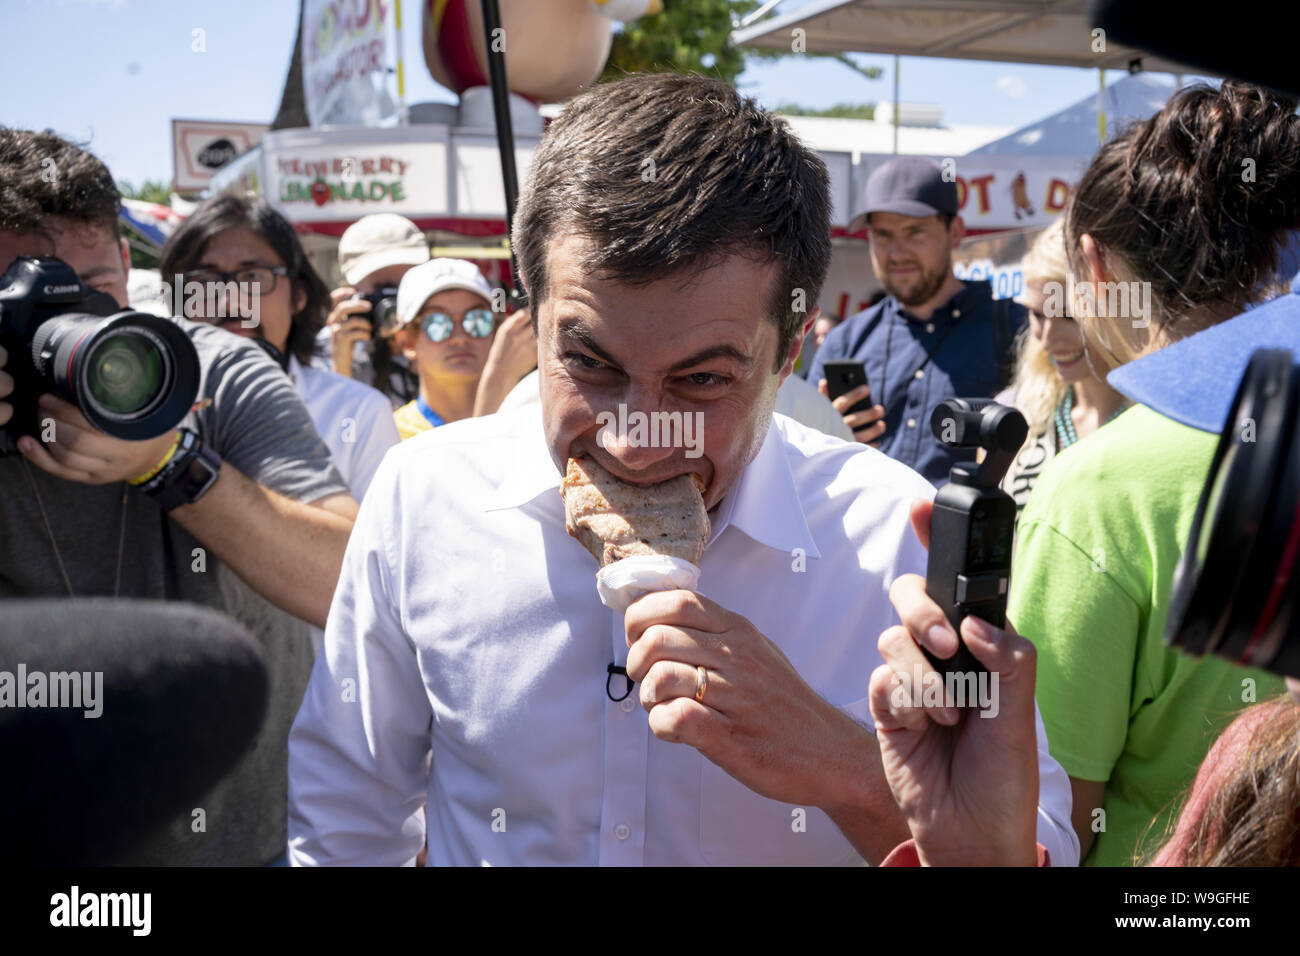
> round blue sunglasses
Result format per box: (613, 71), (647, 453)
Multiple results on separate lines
(421, 308), (496, 343)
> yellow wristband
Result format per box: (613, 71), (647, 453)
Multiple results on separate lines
(128, 431), (183, 486)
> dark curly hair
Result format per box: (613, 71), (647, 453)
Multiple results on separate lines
(159, 193), (329, 365)
(0, 127), (121, 241)
(1065, 80), (1300, 337)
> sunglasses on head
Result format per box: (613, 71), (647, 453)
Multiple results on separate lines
(420, 307), (496, 343)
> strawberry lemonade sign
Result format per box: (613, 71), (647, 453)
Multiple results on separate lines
(269, 143), (448, 222)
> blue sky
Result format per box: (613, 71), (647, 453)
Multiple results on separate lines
(1, 0), (1192, 187)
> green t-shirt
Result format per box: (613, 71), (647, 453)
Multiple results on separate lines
(1008, 403), (1285, 866)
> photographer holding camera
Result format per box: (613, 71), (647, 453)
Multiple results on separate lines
(318, 213), (537, 416)
(318, 213), (428, 403)
(0, 127), (358, 865)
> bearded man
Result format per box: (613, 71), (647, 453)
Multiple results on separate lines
(810, 157), (1026, 485)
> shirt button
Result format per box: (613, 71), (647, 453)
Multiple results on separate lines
(620, 697), (636, 713)
(615, 823), (631, 840)
(925, 322), (935, 333)
(914, 369), (925, 379)
(907, 418), (917, 428)
(952, 308), (961, 318)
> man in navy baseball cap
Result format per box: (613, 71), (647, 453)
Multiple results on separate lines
(846, 155), (960, 233)
(810, 155), (1025, 486)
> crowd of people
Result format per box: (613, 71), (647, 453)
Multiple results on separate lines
(1, 64), (1298, 866)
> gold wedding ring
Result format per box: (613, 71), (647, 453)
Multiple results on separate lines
(694, 665), (708, 703)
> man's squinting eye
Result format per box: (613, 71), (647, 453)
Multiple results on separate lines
(684, 372), (730, 388)
(564, 351), (730, 389)
(564, 351), (607, 371)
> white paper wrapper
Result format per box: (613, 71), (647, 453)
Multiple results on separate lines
(595, 555), (701, 614)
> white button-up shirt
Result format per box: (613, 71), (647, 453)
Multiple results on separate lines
(288, 405), (1079, 866)
(289, 356), (400, 501)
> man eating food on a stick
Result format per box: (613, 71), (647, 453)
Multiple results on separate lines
(287, 73), (1078, 867)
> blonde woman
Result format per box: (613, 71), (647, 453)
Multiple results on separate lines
(997, 217), (1127, 514)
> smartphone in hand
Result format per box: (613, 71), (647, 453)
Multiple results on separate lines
(822, 359), (875, 415)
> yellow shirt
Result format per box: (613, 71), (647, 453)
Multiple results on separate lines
(394, 400), (436, 441)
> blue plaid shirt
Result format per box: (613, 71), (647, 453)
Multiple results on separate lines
(809, 280), (1026, 486)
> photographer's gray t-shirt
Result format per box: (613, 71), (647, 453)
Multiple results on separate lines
(0, 317), (349, 865)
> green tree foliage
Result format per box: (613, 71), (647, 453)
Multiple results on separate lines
(599, 0), (882, 92)
(772, 101), (876, 120)
(600, 0), (757, 85)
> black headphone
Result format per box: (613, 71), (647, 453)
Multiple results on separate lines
(1166, 348), (1300, 678)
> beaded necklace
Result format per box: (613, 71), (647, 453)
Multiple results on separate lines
(1054, 388), (1127, 450)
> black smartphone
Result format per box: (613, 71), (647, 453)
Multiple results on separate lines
(822, 359), (874, 415)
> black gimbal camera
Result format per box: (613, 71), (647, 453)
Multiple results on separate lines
(924, 399), (1029, 679)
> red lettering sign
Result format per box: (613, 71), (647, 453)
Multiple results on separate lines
(1044, 178), (1071, 212)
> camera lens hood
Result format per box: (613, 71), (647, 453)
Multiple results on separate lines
(35, 311), (200, 441)
(1167, 348), (1299, 674)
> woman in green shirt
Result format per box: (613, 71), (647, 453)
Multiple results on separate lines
(1006, 81), (1300, 864)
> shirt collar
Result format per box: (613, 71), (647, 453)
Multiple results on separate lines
(484, 407), (564, 512)
(485, 411), (820, 560)
(713, 418), (821, 559)
(416, 396), (445, 429)
(894, 278), (987, 324)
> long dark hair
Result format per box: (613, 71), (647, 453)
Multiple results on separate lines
(1065, 81), (1300, 354)
(159, 192), (329, 364)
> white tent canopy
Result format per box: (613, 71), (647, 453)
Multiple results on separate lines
(731, 0), (1201, 74)
(968, 72), (1174, 156)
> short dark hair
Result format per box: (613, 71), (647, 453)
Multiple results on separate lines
(513, 73), (831, 372)
(159, 193), (329, 364)
(0, 127), (122, 242)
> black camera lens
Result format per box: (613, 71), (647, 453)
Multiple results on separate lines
(84, 330), (165, 415)
(30, 311), (199, 441)
(373, 297), (399, 337)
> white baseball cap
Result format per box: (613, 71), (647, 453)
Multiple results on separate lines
(337, 214), (431, 285)
(396, 258), (496, 326)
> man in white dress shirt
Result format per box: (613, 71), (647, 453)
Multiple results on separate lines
(288, 73), (1078, 866)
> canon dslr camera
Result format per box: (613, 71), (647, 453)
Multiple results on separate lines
(0, 256), (199, 456)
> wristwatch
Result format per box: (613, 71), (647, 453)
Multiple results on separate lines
(140, 428), (222, 512)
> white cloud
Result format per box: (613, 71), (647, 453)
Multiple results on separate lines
(995, 75), (1028, 100)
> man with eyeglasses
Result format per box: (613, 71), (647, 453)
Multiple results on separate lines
(159, 194), (401, 500)
(391, 258), (501, 440)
